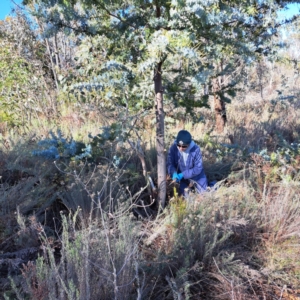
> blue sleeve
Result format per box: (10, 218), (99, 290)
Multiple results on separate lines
(182, 147), (204, 179)
(167, 144), (178, 176)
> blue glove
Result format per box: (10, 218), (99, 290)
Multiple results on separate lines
(176, 173), (184, 182)
(172, 172), (178, 181)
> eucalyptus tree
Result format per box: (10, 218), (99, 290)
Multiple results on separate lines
(0, 15), (45, 126)
(22, 0), (300, 207)
(0, 9), (72, 121)
(0, 36), (31, 126)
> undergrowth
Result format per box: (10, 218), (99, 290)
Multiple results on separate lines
(0, 95), (300, 299)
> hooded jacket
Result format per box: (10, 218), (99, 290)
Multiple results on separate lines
(167, 140), (207, 194)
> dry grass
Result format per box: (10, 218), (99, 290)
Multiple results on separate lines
(0, 83), (300, 299)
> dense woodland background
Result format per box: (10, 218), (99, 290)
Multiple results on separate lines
(0, 0), (300, 299)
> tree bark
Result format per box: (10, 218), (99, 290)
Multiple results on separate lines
(214, 94), (227, 133)
(154, 62), (166, 209)
(212, 77), (226, 133)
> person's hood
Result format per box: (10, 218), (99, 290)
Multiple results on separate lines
(173, 140), (195, 153)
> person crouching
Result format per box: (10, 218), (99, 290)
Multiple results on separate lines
(167, 130), (207, 196)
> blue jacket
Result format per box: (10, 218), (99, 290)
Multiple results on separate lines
(167, 141), (207, 195)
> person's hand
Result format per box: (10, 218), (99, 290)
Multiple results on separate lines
(176, 173), (183, 182)
(172, 172), (178, 181)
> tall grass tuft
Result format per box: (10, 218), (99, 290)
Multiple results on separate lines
(16, 198), (145, 299)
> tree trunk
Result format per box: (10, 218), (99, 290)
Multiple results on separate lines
(214, 94), (227, 133)
(212, 76), (227, 133)
(154, 62), (166, 209)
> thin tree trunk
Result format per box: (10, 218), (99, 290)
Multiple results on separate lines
(45, 37), (59, 91)
(214, 94), (226, 133)
(154, 62), (166, 209)
(212, 77), (226, 133)
(32, 16), (59, 115)
(54, 33), (61, 68)
(34, 16), (59, 92)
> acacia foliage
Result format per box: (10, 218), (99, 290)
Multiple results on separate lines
(21, 0), (299, 112)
